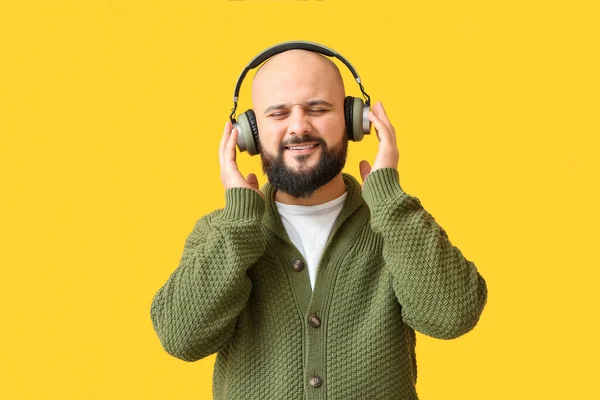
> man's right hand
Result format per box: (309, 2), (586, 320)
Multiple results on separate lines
(219, 121), (265, 199)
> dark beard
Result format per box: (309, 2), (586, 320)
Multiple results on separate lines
(259, 134), (348, 199)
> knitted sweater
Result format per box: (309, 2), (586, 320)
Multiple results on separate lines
(150, 168), (488, 399)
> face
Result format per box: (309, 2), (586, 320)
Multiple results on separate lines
(259, 128), (348, 199)
(251, 50), (348, 198)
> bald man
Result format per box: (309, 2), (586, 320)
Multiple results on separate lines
(151, 49), (488, 400)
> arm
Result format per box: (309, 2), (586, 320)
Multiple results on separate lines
(362, 168), (488, 340)
(150, 187), (266, 361)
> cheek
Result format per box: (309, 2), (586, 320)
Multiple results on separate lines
(257, 124), (283, 152)
(319, 114), (347, 139)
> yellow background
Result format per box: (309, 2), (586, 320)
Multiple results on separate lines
(1, 0), (598, 398)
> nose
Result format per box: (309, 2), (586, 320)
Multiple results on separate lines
(288, 105), (312, 136)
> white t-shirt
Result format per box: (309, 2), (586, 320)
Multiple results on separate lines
(275, 191), (348, 291)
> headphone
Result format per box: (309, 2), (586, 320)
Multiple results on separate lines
(229, 41), (372, 156)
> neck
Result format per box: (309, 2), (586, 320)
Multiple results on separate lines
(274, 172), (346, 206)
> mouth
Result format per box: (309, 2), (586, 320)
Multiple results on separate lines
(284, 143), (320, 155)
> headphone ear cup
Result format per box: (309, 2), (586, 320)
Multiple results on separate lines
(344, 96), (355, 141)
(245, 109), (260, 156)
(344, 96), (367, 142)
(234, 110), (260, 156)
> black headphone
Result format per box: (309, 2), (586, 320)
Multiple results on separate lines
(229, 41), (372, 156)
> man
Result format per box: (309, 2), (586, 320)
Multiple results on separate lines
(150, 49), (488, 399)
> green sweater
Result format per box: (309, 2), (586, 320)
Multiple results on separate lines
(150, 168), (488, 399)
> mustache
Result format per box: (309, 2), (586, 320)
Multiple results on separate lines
(280, 136), (325, 148)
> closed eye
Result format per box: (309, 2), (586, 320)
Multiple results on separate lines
(268, 109), (329, 118)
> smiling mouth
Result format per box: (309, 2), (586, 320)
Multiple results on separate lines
(285, 143), (320, 151)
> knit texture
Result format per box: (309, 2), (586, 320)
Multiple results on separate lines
(150, 168), (488, 399)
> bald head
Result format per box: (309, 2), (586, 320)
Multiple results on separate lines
(251, 49), (346, 114)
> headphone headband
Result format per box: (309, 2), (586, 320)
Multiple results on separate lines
(230, 40), (370, 122)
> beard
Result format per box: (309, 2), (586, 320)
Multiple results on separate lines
(259, 133), (348, 199)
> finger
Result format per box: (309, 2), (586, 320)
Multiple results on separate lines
(369, 111), (398, 146)
(219, 121), (232, 166)
(359, 160), (371, 183)
(368, 111), (385, 142)
(246, 173), (259, 189)
(247, 173), (265, 198)
(224, 127), (239, 167)
(374, 102), (396, 141)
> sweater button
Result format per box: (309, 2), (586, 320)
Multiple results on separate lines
(309, 375), (323, 388)
(308, 315), (321, 328)
(292, 258), (304, 272)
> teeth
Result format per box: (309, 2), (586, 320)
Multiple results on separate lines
(288, 144), (317, 150)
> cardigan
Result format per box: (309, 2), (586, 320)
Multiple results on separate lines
(275, 190), (348, 291)
(150, 168), (488, 399)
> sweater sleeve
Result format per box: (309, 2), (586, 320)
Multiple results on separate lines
(150, 187), (267, 361)
(361, 168), (488, 340)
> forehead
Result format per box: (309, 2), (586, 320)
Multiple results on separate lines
(251, 50), (344, 107)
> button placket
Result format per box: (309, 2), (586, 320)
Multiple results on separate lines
(305, 311), (325, 395)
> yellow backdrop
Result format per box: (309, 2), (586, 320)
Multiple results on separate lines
(1, 0), (598, 399)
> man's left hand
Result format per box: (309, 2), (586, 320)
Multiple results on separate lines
(359, 101), (400, 186)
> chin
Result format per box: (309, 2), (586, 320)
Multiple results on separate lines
(286, 151), (318, 164)
(287, 159), (319, 173)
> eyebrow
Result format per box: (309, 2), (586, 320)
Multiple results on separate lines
(264, 100), (334, 114)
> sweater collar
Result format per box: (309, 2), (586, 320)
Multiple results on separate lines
(260, 173), (366, 245)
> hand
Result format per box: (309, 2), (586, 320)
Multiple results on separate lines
(359, 101), (400, 186)
(219, 121), (265, 199)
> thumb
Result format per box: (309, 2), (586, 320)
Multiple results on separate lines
(359, 160), (371, 184)
(247, 173), (265, 199)
(246, 173), (259, 189)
